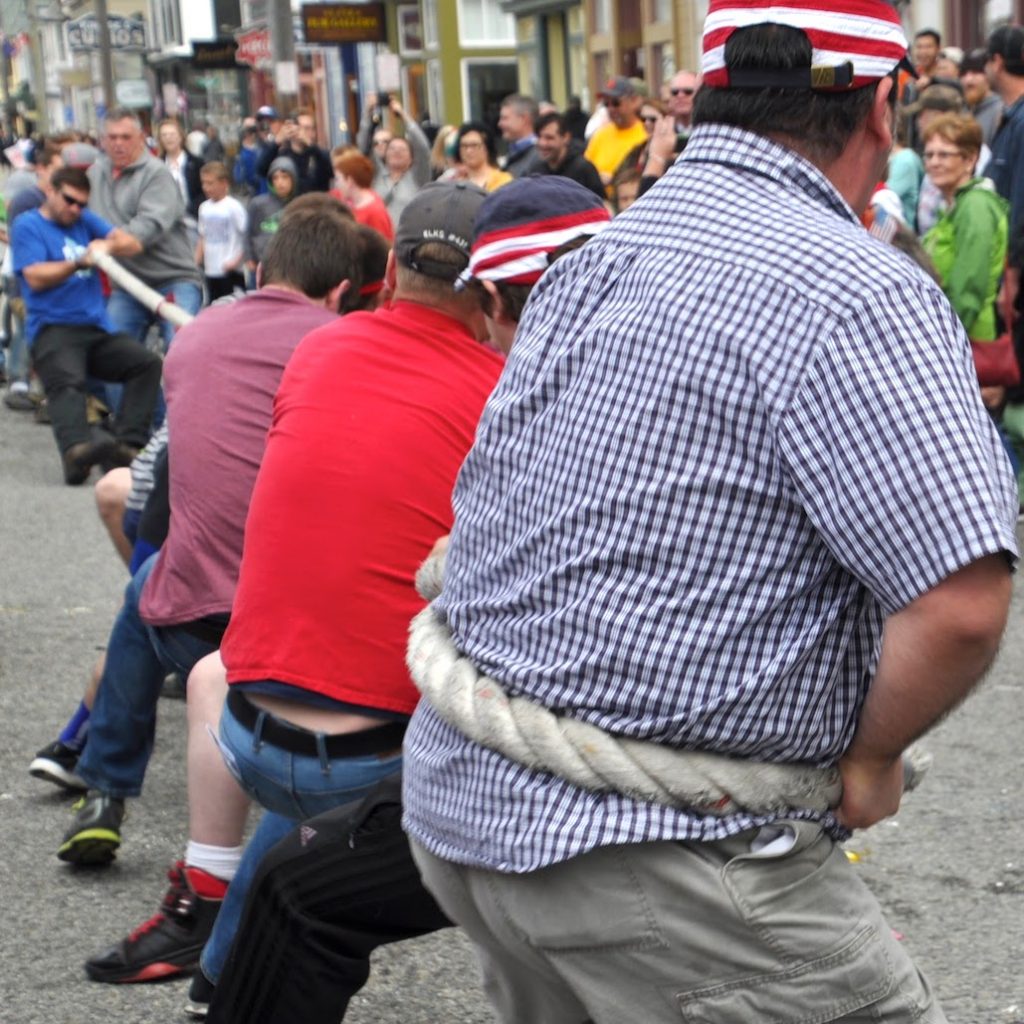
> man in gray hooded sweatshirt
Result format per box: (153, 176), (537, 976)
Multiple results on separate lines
(88, 107), (203, 354)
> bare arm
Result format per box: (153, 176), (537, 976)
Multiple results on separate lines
(103, 227), (142, 258)
(21, 256), (87, 291)
(837, 553), (1012, 829)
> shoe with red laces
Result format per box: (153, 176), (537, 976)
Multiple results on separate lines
(84, 861), (227, 983)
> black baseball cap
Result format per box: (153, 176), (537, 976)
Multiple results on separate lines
(394, 181), (487, 282)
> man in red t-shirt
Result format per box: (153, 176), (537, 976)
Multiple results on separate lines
(87, 181), (505, 990)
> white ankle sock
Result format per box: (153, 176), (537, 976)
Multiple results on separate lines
(184, 841), (243, 882)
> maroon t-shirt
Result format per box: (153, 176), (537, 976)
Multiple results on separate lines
(139, 288), (340, 626)
(220, 301), (505, 715)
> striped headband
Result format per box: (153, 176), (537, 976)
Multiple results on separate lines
(702, 0), (914, 91)
(458, 207), (611, 290)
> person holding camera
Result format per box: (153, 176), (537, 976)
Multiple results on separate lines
(255, 110), (333, 194)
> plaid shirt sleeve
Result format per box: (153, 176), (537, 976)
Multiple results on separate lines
(777, 276), (1018, 616)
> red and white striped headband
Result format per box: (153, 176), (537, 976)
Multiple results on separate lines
(702, 0), (914, 91)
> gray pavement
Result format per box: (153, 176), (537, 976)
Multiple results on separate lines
(1, 396), (1023, 1023)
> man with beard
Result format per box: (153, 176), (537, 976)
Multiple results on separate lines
(962, 48), (1004, 145)
(534, 112), (605, 198)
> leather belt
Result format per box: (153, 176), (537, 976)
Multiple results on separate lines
(227, 688), (406, 759)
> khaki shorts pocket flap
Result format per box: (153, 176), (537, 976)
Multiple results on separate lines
(677, 925), (893, 1024)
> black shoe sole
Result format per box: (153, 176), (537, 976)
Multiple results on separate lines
(58, 833), (120, 866)
(85, 951), (202, 984)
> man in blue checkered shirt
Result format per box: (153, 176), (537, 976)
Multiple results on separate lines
(403, 2), (1018, 1021)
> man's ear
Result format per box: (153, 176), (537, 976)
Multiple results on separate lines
(867, 74), (896, 149)
(327, 278), (351, 312)
(482, 279), (515, 326)
(384, 249), (397, 292)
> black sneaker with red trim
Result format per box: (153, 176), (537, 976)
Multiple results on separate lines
(84, 861), (227, 983)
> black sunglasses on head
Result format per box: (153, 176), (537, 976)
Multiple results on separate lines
(61, 192), (86, 208)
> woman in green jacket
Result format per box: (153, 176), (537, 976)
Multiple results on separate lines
(922, 114), (1008, 344)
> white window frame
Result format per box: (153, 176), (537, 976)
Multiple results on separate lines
(457, 0), (515, 48)
(422, 0), (440, 49)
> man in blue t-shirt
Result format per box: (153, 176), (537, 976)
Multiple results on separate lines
(11, 165), (162, 485)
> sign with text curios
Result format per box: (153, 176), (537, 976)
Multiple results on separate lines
(301, 4), (386, 44)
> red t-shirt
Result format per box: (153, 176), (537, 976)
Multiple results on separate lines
(352, 193), (394, 242)
(220, 301), (504, 715)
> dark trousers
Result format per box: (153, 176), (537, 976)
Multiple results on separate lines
(30, 323), (162, 453)
(207, 774), (452, 1024)
(205, 272), (245, 303)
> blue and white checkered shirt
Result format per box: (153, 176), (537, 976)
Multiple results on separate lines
(403, 124), (1018, 873)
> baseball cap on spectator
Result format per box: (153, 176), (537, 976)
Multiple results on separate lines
(394, 181), (487, 281)
(960, 48), (989, 74)
(257, 105), (279, 119)
(903, 82), (965, 115)
(60, 142), (100, 169)
(456, 176), (610, 291)
(598, 76), (640, 100)
(702, 0), (916, 91)
(987, 25), (1024, 75)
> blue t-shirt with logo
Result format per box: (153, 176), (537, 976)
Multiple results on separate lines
(11, 207), (116, 344)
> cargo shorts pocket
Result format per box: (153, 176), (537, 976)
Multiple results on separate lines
(677, 820), (901, 1023)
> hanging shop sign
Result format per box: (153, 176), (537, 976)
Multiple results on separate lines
(192, 40), (241, 69)
(67, 15), (147, 53)
(235, 26), (273, 69)
(301, 4), (386, 44)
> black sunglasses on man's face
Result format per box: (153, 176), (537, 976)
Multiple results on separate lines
(671, 87), (695, 96)
(61, 192), (86, 208)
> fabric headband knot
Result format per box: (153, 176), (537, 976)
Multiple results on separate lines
(702, 0), (914, 91)
(457, 208), (611, 291)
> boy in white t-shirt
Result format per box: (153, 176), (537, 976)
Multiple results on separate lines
(196, 163), (247, 302)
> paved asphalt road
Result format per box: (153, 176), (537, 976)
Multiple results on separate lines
(1, 397), (1023, 1024)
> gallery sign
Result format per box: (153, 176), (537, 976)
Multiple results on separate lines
(301, 4), (386, 44)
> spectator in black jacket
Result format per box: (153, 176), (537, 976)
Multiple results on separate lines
(256, 109), (333, 193)
(534, 112), (606, 199)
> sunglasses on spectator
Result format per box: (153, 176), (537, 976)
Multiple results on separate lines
(923, 148), (963, 160)
(671, 87), (696, 96)
(605, 98), (623, 107)
(61, 192), (86, 208)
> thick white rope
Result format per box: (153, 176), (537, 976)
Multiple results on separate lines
(408, 551), (930, 815)
(92, 252), (194, 329)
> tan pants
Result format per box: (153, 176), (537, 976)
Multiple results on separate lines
(411, 821), (946, 1023)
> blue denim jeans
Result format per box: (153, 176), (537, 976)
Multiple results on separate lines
(199, 699), (402, 981)
(75, 553), (219, 798)
(106, 281), (202, 425)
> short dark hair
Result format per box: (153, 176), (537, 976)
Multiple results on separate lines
(535, 112), (569, 136)
(914, 29), (941, 45)
(34, 142), (62, 168)
(988, 25), (1024, 76)
(693, 23), (884, 164)
(50, 166), (90, 193)
(456, 121), (499, 167)
(261, 206), (361, 299)
(282, 192), (355, 221)
(346, 224), (391, 313)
